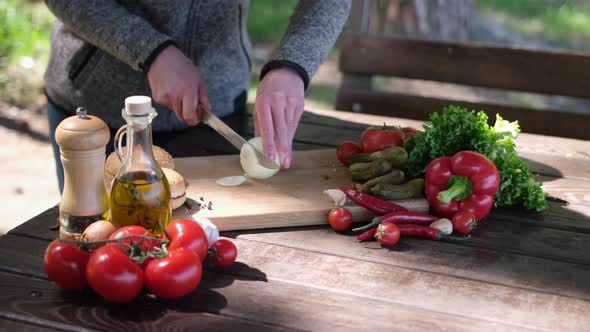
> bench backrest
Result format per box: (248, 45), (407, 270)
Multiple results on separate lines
(335, 1), (590, 140)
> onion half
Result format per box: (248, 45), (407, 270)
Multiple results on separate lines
(240, 137), (280, 179)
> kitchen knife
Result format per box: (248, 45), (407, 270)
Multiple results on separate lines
(198, 106), (280, 170)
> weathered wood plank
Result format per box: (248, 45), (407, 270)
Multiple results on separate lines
(227, 226), (590, 297)
(540, 176), (590, 206)
(0, 251), (527, 332)
(215, 237), (588, 331)
(340, 34), (590, 99)
(8, 207), (59, 241)
(0, 233), (588, 330)
(0, 318), (62, 332)
(0, 235), (51, 277)
(0, 272), (291, 332)
(491, 201), (590, 233)
(335, 88), (590, 140)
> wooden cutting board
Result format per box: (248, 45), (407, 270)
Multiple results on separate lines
(173, 149), (428, 231)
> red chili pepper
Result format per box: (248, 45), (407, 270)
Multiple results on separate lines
(352, 211), (437, 232)
(425, 151), (500, 221)
(397, 224), (470, 241)
(355, 227), (377, 242)
(340, 185), (407, 215)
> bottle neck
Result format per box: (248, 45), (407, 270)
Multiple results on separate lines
(126, 120), (155, 166)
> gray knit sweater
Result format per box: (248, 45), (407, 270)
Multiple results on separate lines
(43, 0), (351, 131)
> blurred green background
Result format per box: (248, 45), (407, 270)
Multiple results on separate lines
(2, 0), (590, 110)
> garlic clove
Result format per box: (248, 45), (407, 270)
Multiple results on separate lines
(430, 218), (453, 235)
(181, 215), (220, 248)
(323, 189), (348, 207)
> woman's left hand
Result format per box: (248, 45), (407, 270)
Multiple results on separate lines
(254, 67), (304, 169)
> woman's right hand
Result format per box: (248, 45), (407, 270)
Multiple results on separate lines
(147, 45), (210, 126)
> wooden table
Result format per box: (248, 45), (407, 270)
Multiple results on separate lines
(1, 108), (590, 331)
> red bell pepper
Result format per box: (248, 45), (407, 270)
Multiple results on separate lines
(425, 151), (500, 221)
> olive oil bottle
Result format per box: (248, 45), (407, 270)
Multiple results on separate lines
(110, 96), (171, 236)
(110, 171), (170, 236)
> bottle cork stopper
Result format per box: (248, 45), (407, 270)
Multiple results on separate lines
(125, 95), (153, 116)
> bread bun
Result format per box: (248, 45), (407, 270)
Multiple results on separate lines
(163, 168), (186, 210)
(104, 145), (175, 191)
(105, 145), (174, 177)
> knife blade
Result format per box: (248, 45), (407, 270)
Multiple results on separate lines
(199, 106), (280, 170)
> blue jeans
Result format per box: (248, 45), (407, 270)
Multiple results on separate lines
(47, 101), (115, 193)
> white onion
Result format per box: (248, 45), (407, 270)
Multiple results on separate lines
(240, 137), (280, 179)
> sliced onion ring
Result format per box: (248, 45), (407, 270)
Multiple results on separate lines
(216, 175), (248, 187)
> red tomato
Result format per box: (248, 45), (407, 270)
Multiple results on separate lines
(328, 208), (353, 232)
(402, 127), (417, 139)
(165, 219), (208, 261)
(360, 127), (404, 153)
(452, 211), (477, 235)
(86, 246), (144, 303)
(107, 225), (159, 253)
(107, 225), (159, 268)
(375, 222), (401, 246)
(337, 141), (362, 166)
(144, 247), (202, 299)
(44, 240), (90, 290)
(210, 239), (238, 267)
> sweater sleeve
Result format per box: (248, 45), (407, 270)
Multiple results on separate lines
(44, 0), (173, 72)
(260, 0), (352, 88)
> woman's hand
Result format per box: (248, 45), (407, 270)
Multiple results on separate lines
(147, 45), (210, 126)
(254, 67), (305, 168)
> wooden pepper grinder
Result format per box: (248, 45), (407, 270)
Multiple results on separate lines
(55, 108), (110, 238)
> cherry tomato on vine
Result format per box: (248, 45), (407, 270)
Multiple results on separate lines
(209, 239), (238, 267)
(86, 245), (144, 303)
(165, 219), (208, 261)
(328, 208), (353, 232)
(44, 240), (90, 290)
(375, 222), (401, 246)
(144, 247), (202, 299)
(337, 141), (362, 166)
(360, 127), (404, 153)
(452, 211), (477, 235)
(107, 225), (159, 253)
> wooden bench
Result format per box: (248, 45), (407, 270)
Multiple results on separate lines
(335, 5), (590, 140)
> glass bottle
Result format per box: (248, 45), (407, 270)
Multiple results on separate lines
(110, 96), (171, 235)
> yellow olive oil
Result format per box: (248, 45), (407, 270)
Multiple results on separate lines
(110, 171), (171, 236)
